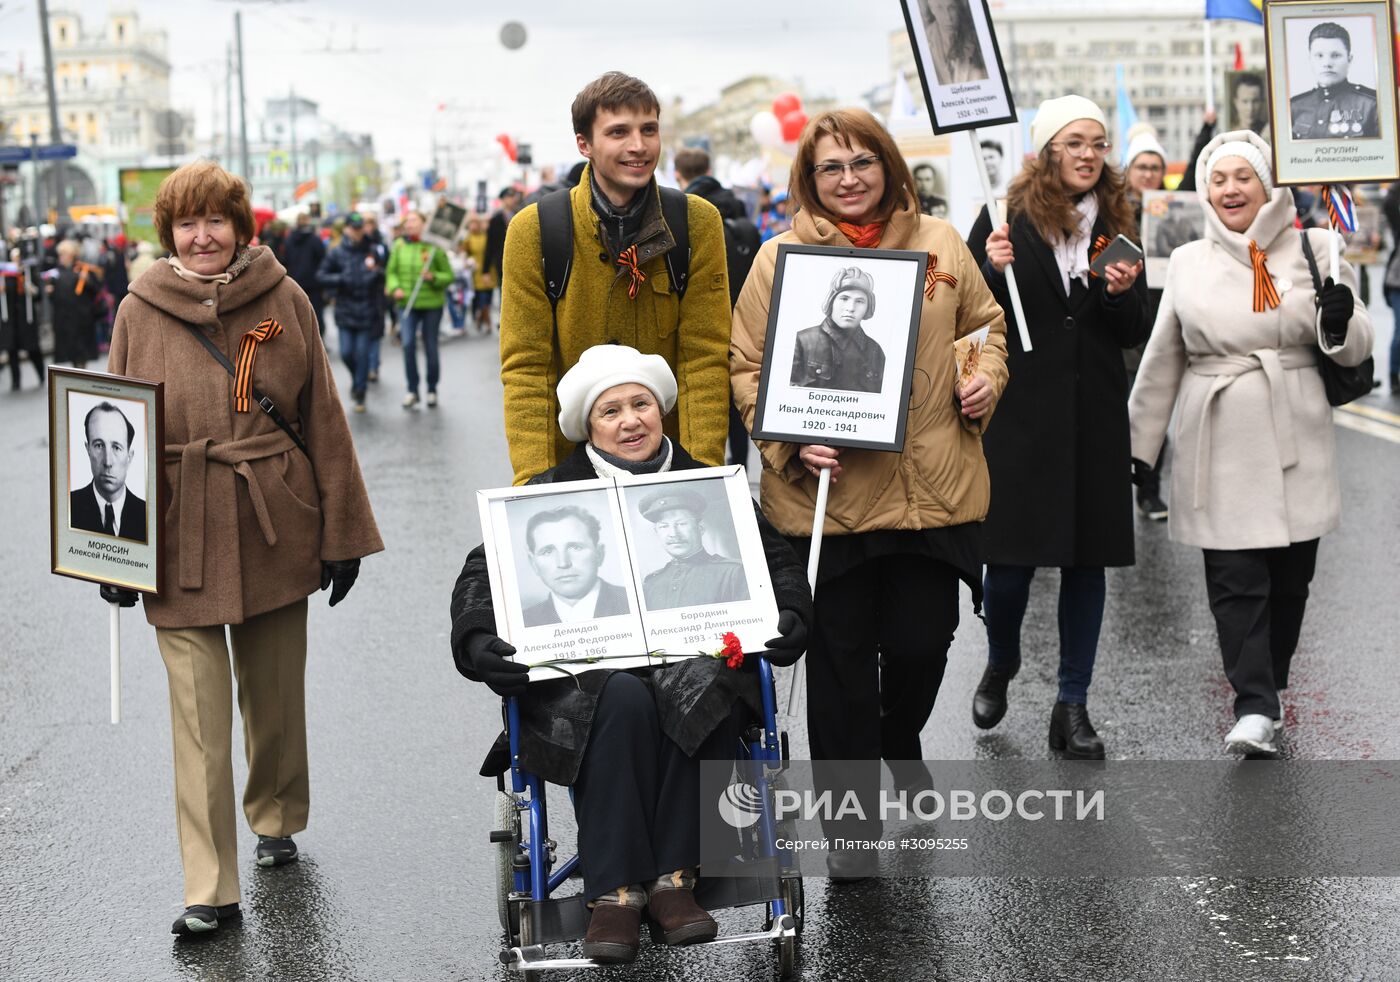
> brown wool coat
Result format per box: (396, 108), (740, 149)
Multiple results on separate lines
(110, 247), (384, 629)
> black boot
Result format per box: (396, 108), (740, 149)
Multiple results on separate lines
(1048, 701), (1105, 759)
(972, 663), (1017, 730)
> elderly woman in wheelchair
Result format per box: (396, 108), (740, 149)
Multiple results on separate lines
(450, 346), (811, 964)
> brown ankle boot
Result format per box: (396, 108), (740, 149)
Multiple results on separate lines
(581, 903), (641, 964)
(647, 888), (718, 945)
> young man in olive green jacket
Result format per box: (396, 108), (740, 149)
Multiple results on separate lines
(499, 72), (731, 484)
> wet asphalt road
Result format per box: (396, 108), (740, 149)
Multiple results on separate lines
(2, 305), (1399, 982)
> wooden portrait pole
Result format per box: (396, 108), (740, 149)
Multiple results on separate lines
(108, 601), (122, 724)
(787, 464), (832, 713)
(968, 129), (1032, 352)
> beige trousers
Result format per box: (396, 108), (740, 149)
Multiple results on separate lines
(156, 598), (310, 907)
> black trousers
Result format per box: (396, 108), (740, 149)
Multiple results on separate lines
(807, 554), (960, 839)
(4, 321), (44, 388)
(1202, 539), (1319, 720)
(572, 672), (743, 902)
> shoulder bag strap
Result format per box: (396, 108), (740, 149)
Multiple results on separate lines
(182, 323), (311, 458)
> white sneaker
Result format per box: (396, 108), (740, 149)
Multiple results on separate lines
(1225, 714), (1279, 755)
(426, 391), (438, 408)
(402, 392), (419, 409)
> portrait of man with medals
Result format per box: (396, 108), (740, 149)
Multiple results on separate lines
(1290, 20), (1380, 140)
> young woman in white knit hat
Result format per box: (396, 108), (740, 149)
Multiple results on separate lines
(967, 94), (1150, 759)
(1129, 130), (1373, 755)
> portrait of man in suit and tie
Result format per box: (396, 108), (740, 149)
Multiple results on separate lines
(69, 400), (148, 544)
(519, 503), (630, 628)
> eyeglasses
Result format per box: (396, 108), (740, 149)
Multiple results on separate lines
(1050, 139), (1113, 158)
(1130, 161), (1165, 173)
(811, 155), (882, 180)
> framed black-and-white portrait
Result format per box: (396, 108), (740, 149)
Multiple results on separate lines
(617, 469), (779, 655)
(423, 199), (468, 251)
(1141, 190), (1208, 289)
(1264, 0), (1400, 184)
(1225, 69), (1273, 140)
(908, 157), (951, 219)
(478, 479), (649, 677)
(752, 244), (927, 452)
(476, 467), (779, 680)
(49, 367), (164, 594)
(900, 0), (1016, 133)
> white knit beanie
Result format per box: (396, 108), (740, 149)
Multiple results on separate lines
(1204, 137), (1274, 197)
(556, 344), (678, 443)
(1124, 129), (1168, 170)
(1030, 94), (1108, 155)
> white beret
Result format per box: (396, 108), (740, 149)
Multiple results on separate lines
(1031, 94), (1108, 156)
(556, 344), (677, 443)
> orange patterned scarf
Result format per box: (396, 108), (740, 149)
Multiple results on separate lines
(1249, 240), (1281, 313)
(836, 222), (883, 248)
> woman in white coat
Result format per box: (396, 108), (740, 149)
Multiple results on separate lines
(1128, 130), (1373, 755)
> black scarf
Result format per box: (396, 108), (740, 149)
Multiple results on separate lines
(590, 170), (650, 257)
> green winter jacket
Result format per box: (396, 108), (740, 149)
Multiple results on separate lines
(384, 239), (453, 310)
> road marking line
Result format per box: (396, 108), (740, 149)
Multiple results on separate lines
(1334, 409), (1400, 444)
(1336, 403), (1400, 427)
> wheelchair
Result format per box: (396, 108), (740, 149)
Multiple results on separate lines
(490, 657), (803, 979)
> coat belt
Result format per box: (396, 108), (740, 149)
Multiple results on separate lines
(165, 430), (299, 589)
(1186, 346), (1316, 511)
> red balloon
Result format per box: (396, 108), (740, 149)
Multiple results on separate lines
(779, 110), (808, 143)
(771, 92), (801, 118)
(495, 133), (518, 162)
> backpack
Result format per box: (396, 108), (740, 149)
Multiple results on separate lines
(720, 215), (760, 307)
(537, 186), (690, 330)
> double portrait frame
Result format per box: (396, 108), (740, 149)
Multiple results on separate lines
(1263, 0), (1400, 185)
(477, 467), (780, 680)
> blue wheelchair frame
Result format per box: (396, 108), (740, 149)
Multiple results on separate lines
(497, 657), (800, 975)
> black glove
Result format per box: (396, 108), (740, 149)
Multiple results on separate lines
(1131, 458), (1153, 488)
(99, 584), (139, 607)
(453, 631), (530, 697)
(320, 558), (360, 607)
(1318, 277), (1354, 346)
(762, 610), (808, 667)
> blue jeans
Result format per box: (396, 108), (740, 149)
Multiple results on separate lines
(338, 326), (372, 398)
(400, 305), (442, 395)
(368, 336), (381, 375)
(983, 564), (1107, 704)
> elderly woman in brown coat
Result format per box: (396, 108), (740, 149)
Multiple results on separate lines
(104, 161), (383, 936)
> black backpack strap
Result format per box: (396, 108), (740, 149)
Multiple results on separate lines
(659, 186), (690, 299)
(182, 323), (311, 459)
(537, 187), (574, 314)
(1299, 229), (1324, 307)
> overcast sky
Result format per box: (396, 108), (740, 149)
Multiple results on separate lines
(1, 1), (910, 182)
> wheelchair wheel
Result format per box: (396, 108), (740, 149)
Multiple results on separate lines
(764, 875), (804, 934)
(492, 790), (521, 933)
(516, 899), (544, 982)
(769, 876), (802, 979)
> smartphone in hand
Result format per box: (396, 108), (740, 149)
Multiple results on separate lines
(1089, 234), (1144, 278)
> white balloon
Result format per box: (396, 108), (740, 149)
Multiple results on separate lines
(750, 111), (784, 149)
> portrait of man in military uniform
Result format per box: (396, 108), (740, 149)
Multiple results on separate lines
(518, 503), (630, 627)
(635, 488), (750, 611)
(790, 266), (887, 394)
(1226, 71), (1271, 140)
(1288, 20), (1379, 141)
